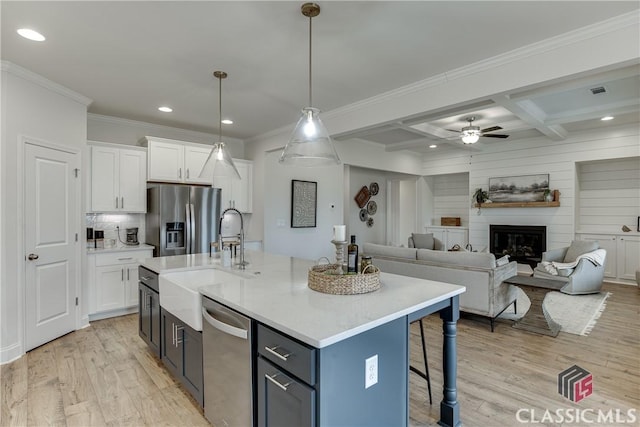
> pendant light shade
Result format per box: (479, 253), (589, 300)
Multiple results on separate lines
(279, 2), (340, 166)
(199, 71), (241, 181)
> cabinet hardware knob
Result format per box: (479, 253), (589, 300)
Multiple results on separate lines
(27, 253), (39, 260)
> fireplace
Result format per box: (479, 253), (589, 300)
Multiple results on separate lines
(489, 225), (546, 267)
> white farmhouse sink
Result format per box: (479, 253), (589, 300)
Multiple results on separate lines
(160, 268), (250, 331)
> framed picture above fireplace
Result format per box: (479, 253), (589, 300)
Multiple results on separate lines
(489, 174), (549, 203)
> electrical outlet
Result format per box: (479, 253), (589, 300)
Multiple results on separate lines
(365, 354), (378, 389)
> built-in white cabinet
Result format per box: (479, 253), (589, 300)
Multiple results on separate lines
(576, 233), (640, 284)
(426, 226), (469, 251)
(88, 247), (153, 320)
(90, 143), (147, 213)
(214, 159), (253, 213)
(144, 136), (215, 185)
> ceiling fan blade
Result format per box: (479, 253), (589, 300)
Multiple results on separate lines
(445, 129), (460, 133)
(481, 126), (503, 133)
(482, 134), (509, 139)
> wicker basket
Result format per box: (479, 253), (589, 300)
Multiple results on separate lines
(308, 263), (380, 295)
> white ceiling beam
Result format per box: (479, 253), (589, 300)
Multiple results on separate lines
(384, 137), (481, 153)
(492, 95), (568, 141)
(544, 99), (640, 125)
(509, 64), (640, 101)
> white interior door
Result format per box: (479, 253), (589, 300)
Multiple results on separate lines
(24, 142), (79, 351)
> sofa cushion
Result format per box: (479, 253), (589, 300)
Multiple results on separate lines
(411, 233), (434, 250)
(417, 249), (497, 269)
(363, 243), (417, 260)
(564, 240), (599, 263)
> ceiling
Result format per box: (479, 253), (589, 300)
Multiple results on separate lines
(2, 1), (639, 154)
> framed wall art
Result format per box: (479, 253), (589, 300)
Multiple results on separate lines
(489, 174), (549, 203)
(291, 180), (317, 228)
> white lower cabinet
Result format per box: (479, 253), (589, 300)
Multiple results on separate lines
(425, 226), (469, 251)
(88, 248), (153, 320)
(576, 233), (640, 284)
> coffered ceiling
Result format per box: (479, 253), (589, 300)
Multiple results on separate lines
(2, 1), (639, 154)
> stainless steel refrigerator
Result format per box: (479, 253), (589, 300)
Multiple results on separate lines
(146, 184), (221, 257)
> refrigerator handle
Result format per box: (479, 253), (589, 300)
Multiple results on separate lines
(190, 203), (196, 253)
(185, 203), (191, 254)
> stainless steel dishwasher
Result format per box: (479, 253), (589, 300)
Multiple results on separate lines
(202, 296), (253, 427)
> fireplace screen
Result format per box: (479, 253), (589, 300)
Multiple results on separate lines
(489, 225), (546, 267)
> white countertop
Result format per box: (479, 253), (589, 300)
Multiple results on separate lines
(156, 251), (465, 348)
(140, 253), (224, 273)
(87, 243), (154, 254)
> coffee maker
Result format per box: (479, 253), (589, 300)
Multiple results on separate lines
(125, 227), (140, 245)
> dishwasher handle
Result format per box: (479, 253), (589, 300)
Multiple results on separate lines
(202, 307), (248, 340)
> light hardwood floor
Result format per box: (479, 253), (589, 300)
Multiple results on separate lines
(2, 282), (638, 426)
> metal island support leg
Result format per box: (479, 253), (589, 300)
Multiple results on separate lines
(439, 296), (461, 427)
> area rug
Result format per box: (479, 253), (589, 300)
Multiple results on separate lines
(498, 288), (611, 336)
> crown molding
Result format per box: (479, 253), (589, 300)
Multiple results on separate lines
(322, 11), (639, 121)
(1, 61), (93, 106)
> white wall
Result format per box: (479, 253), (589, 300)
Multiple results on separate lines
(245, 127), (423, 256)
(1, 62), (90, 363)
(421, 124), (640, 253)
(262, 150), (344, 261)
(577, 157), (640, 233)
(347, 167), (387, 246)
(427, 172), (470, 227)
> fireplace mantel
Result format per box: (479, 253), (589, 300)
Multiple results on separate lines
(475, 190), (560, 208)
(474, 200), (560, 208)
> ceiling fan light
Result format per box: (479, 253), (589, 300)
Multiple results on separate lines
(280, 107), (340, 166)
(461, 130), (480, 144)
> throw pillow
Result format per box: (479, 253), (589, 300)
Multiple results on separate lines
(411, 233), (434, 250)
(563, 240), (599, 263)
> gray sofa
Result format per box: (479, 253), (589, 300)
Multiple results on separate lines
(362, 243), (518, 331)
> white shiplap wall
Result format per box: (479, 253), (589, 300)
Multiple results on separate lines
(430, 173), (470, 227)
(420, 124), (640, 251)
(577, 157), (640, 233)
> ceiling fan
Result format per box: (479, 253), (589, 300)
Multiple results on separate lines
(448, 116), (509, 144)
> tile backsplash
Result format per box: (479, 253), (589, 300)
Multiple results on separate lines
(85, 213), (146, 246)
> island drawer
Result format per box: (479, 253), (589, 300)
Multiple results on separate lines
(257, 324), (316, 386)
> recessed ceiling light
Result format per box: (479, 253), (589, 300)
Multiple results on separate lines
(158, 106), (173, 113)
(600, 116), (614, 121)
(221, 119), (233, 125)
(429, 144), (437, 148)
(17, 28), (45, 42)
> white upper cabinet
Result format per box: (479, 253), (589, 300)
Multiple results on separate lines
(90, 143), (146, 213)
(145, 136), (214, 185)
(214, 159), (253, 213)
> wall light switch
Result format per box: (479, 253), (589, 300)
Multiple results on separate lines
(365, 354), (378, 389)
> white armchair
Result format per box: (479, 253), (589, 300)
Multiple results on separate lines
(533, 241), (605, 295)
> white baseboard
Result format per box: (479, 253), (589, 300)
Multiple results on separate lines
(0, 341), (24, 365)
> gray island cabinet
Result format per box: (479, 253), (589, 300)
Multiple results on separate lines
(140, 251), (464, 427)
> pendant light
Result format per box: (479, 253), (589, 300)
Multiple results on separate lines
(199, 71), (241, 181)
(279, 2), (340, 166)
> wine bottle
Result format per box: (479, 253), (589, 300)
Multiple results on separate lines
(347, 235), (359, 273)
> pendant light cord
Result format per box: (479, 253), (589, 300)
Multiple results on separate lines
(218, 74), (223, 141)
(308, 14), (313, 107)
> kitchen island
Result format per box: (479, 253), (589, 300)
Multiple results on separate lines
(141, 251), (464, 427)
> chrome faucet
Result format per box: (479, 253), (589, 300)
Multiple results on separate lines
(219, 207), (248, 269)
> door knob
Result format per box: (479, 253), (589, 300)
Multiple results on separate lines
(28, 253), (39, 260)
